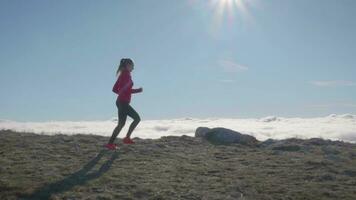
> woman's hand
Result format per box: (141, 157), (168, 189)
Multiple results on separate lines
(132, 87), (143, 94)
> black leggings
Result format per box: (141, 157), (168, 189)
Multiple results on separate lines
(108, 99), (141, 144)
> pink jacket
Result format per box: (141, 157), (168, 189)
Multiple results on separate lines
(112, 69), (141, 103)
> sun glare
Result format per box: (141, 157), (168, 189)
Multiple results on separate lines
(210, 0), (253, 26)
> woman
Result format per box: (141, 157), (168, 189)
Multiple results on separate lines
(106, 58), (143, 150)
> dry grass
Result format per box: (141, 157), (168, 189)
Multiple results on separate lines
(0, 130), (355, 200)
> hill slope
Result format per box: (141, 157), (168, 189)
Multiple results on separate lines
(0, 130), (355, 200)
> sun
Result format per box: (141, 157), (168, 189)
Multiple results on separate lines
(188, 0), (256, 34)
(210, 0), (253, 25)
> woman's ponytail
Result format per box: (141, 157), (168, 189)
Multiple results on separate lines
(116, 58), (134, 76)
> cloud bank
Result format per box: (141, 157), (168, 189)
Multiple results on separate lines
(1, 114), (356, 143)
(310, 80), (356, 87)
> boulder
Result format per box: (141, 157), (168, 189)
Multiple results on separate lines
(195, 127), (258, 145)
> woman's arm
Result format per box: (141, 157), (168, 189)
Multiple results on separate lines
(112, 78), (121, 94)
(131, 88), (143, 94)
(112, 73), (131, 95)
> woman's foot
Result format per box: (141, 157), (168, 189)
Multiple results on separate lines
(123, 137), (135, 144)
(105, 143), (118, 150)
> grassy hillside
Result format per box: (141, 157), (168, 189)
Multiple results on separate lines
(0, 130), (355, 200)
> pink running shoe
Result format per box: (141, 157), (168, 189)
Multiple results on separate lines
(123, 137), (135, 144)
(105, 143), (118, 150)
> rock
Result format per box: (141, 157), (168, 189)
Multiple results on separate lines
(195, 127), (258, 145)
(195, 127), (211, 137)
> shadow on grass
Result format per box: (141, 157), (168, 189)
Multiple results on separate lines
(20, 149), (118, 200)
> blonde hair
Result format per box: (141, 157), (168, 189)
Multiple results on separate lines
(116, 58), (134, 76)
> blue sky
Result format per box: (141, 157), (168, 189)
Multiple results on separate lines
(0, 0), (356, 121)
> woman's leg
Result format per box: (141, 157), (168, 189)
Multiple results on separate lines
(125, 104), (141, 138)
(108, 102), (128, 144)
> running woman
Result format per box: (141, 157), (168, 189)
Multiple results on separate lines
(106, 58), (143, 150)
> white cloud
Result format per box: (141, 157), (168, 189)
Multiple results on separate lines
(218, 59), (248, 72)
(310, 80), (356, 87)
(1, 115), (356, 143)
(309, 103), (356, 108)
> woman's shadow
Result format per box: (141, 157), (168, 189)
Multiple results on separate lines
(20, 149), (119, 200)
